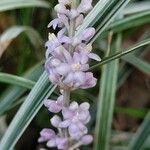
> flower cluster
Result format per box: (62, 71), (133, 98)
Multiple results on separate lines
(45, 0), (101, 91)
(39, 0), (101, 149)
(38, 95), (93, 149)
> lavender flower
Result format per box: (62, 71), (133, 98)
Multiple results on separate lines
(39, 0), (101, 149)
(38, 100), (93, 149)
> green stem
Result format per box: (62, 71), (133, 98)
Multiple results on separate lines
(68, 0), (78, 53)
(63, 90), (70, 106)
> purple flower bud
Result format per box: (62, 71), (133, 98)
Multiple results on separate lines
(72, 28), (95, 46)
(38, 129), (56, 142)
(50, 115), (62, 128)
(44, 100), (62, 113)
(75, 14), (84, 27)
(69, 9), (79, 19)
(59, 119), (71, 128)
(68, 123), (87, 140)
(69, 101), (79, 111)
(56, 137), (68, 150)
(81, 135), (93, 145)
(47, 139), (57, 147)
(77, 0), (93, 13)
(81, 27), (95, 42)
(44, 95), (64, 113)
(62, 108), (74, 119)
(80, 102), (90, 110)
(80, 72), (97, 89)
(55, 4), (68, 14)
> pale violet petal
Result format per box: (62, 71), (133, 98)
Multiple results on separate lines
(59, 119), (71, 128)
(50, 115), (62, 128)
(88, 53), (101, 61)
(81, 135), (93, 145)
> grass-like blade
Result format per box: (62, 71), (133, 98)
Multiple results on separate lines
(128, 111), (150, 150)
(124, 2), (150, 15)
(123, 55), (150, 75)
(117, 32), (150, 88)
(76, 0), (110, 34)
(90, 38), (150, 70)
(0, 72), (56, 150)
(0, 0), (49, 12)
(0, 72), (35, 89)
(91, 0), (130, 43)
(104, 10), (150, 36)
(0, 26), (43, 57)
(94, 33), (121, 150)
(0, 63), (43, 116)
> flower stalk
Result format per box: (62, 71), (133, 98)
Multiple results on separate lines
(38, 0), (101, 149)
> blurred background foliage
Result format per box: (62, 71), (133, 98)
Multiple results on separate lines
(0, 0), (150, 150)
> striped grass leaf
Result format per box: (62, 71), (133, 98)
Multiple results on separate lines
(117, 32), (150, 88)
(0, 26), (43, 57)
(124, 1), (150, 15)
(0, 72), (56, 150)
(77, 0), (110, 33)
(104, 10), (150, 36)
(144, 137), (150, 149)
(0, 0), (49, 12)
(0, 63), (43, 116)
(91, 0), (130, 43)
(94, 33), (122, 150)
(123, 55), (150, 75)
(77, 0), (130, 39)
(128, 111), (150, 150)
(0, 72), (35, 89)
(90, 38), (150, 70)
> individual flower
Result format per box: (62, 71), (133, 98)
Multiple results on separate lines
(72, 27), (96, 46)
(38, 129), (56, 143)
(75, 43), (101, 62)
(45, 29), (71, 59)
(77, 0), (93, 13)
(48, 13), (70, 30)
(44, 95), (64, 113)
(58, 102), (91, 139)
(80, 135), (93, 145)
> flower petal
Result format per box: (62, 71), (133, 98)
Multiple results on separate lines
(59, 119), (71, 128)
(88, 53), (101, 61)
(50, 115), (62, 128)
(38, 128), (56, 142)
(81, 135), (93, 145)
(47, 139), (57, 147)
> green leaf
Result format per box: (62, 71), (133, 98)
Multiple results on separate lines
(124, 2), (150, 15)
(0, 72), (56, 150)
(144, 137), (150, 149)
(128, 111), (150, 150)
(0, 63), (43, 116)
(76, 0), (110, 34)
(104, 10), (150, 36)
(90, 38), (150, 70)
(117, 32), (150, 88)
(0, 26), (43, 57)
(0, 0), (49, 12)
(94, 33), (121, 150)
(123, 55), (150, 75)
(0, 72), (35, 89)
(91, 0), (130, 43)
